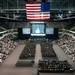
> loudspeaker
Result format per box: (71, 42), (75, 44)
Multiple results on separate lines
(33, 0), (36, 1)
(54, 28), (59, 39)
(42, 0), (47, 2)
(18, 28), (23, 39)
(18, 28), (31, 40)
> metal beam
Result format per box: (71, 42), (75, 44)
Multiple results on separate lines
(1, 8), (75, 11)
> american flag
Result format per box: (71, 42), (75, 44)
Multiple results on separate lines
(26, 2), (50, 20)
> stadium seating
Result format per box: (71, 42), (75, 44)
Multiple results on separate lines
(19, 42), (35, 59)
(41, 41), (57, 60)
(16, 42), (35, 67)
(57, 34), (75, 62)
(0, 35), (18, 63)
(38, 60), (73, 73)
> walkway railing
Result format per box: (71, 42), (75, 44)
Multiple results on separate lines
(60, 29), (75, 39)
(0, 29), (17, 40)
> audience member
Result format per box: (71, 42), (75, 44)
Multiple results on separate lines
(0, 35), (18, 63)
(57, 34), (75, 62)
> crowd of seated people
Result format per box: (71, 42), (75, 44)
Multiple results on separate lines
(56, 34), (75, 62)
(38, 60), (73, 73)
(41, 42), (56, 59)
(19, 42), (35, 60)
(0, 35), (18, 63)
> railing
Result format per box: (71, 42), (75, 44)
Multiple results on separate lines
(60, 29), (75, 39)
(0, 28), (75, 40)
(0, 29), (17, 40)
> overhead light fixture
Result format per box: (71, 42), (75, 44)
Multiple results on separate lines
(58, 14), (63, 19)
(68, 10), (72, 14)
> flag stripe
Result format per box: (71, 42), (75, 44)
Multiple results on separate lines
(28, 17), (48, 20)
(27, 17), (50, 19)
(26, 7), (41, 9)
(26, 12), (50, 14)
(26, 10), (41, 12)
(27, 14), (50, 17)
(26, 8), (40, 10)
(26, 4), (41, 7)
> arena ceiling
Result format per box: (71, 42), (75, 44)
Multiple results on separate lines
(0, 0), (75, 29)
(0, 0), (75, 10)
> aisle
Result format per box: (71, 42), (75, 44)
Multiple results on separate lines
(32, 44), (43, 75)
(53, 43), (75, 69)
(35, 44), (42, 64)
(0, 45), (34, 75)
(2, 44), (25, 67)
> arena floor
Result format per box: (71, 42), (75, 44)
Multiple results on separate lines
(0, 43), (75, 75)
